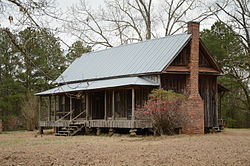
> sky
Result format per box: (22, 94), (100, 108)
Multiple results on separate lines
(0, 0), (105, 50)
(54, 0), (106, 50)
(54, 0), (216, 49)
(1, 0), (218, 51)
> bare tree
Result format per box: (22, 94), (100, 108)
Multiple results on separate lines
(212, 0), (250, 93)
(0, 0), (61, 29)
(0, 0), (72, 47)
(204, 0), (250, 119)
(68, 0), (149, 47)
(214, 0), (250, 55)
(68, 0), (215, 48)
(132, 0), (152, 40)
(0, 0), (70, 81)
(159, 0), (215, 36)
(21, 93), (39, 131)
(69, 1), (114, 47)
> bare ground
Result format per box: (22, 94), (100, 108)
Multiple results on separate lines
(0, 129), (250, 166)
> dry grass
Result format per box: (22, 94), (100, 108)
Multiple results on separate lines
(0, 129), (250, 166)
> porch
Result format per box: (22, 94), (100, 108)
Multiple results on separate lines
(39, 119), (152, 128)
(38, 87), (155, 130)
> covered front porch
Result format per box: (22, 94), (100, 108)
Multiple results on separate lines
(38, 87), (153, 129)
(36, 76), (159, 133)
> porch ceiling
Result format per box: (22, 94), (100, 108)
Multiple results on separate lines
(35, 76), (159, 96)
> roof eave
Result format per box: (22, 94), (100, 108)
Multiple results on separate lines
(55, 72), (162, 86)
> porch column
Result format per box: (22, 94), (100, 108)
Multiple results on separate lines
(104, 91), (107, 120)
(38, 96), (43, 135)
(86, 93), (89, 120)
(69, 96), (72, 121)
(48, 96), (51, 121)
(112, 90), (115, 120)
(215, 79), (219, 126)
(132, 88), (135, 126)
(38, 96), (41, 122)
(54, 96), (57, 121)
(158, 75), (162, 88)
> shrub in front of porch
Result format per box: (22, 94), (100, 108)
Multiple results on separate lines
(136, 89), (187, 136)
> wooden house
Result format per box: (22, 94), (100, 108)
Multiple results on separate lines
(36, 22), (224, 136)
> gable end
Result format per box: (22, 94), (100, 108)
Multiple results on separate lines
(164, 39), (223, 74)
(199, 40), (223, 73)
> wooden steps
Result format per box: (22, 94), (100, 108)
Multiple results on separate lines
(55, 124), (85, 136)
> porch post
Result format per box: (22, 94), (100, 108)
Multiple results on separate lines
(104, 91), (107, 120)
(48, 96), (51, 121)
(38, 96), (41, 122)
(112, 90), (115, 120)
(158, 75), (162, 88)
(131, 88), (135, 123)
(38, 96), (43, 134)
(215, 80), (219, 126)
(69, 96), (72, 121)
(86, 93), (89, 120)
(54, 96), (56, 121)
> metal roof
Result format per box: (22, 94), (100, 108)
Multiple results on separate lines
(55, 33), (191, 84)
(36, 76), (159, 96)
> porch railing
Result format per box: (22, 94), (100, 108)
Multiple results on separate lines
(55, 111), (71, 123)
(71, 110), (86, 121)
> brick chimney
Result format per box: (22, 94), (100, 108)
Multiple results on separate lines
(183, 21), (204, 134)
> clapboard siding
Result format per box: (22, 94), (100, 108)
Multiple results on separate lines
(199, 75), (218, 127)
(161, 74), (188, 95)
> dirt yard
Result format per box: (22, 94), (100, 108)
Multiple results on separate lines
(0, 129), (249, 166)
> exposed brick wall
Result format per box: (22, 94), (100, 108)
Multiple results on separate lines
(0, 119), (2, 133)
(183, 21), (204, 134)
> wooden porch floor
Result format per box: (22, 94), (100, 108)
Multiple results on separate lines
(39, 120), (152, 129)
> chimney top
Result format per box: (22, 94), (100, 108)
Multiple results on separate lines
(187, 21), (200, 25)
(187, 21), (200, 35)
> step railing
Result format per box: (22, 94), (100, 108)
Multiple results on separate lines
(70, 125), (85, 136)
(71, 110), (86, 122)
(55, 111), (71, 123)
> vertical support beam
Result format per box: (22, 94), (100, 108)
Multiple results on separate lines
(215, 78), (219, 126)
(48, 96), (51, 121)
(54, 96), (57, 121)
(38, 96), (41, 122)
(69, 96), (72, 121)
(219, 92), (224, 120)
(132, 88), (135, 127)
(112, 90), (115, 120)
(86, 93), (89, 120)
(158, 75), (162, 88)
(81, 94), (85, 117)
(104, 91), (107, 120)
(38, 96), (43, 135)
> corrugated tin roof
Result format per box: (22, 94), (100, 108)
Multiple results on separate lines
(36, 76), (159, 96)
(55, 33), (191, 84)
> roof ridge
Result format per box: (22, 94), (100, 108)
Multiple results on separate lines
(82, 33), (189, 57)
